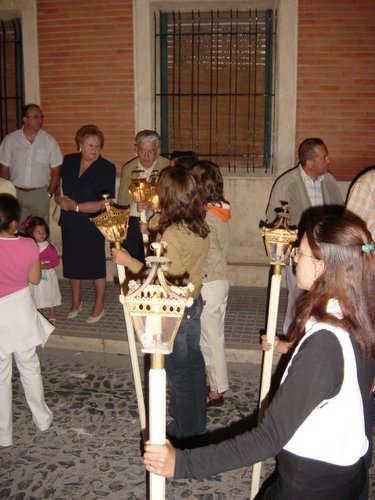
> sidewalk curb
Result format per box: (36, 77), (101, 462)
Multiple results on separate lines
(46, 330), (281, 365)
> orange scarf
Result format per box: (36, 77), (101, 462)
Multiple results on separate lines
(205, 204), (231, 222)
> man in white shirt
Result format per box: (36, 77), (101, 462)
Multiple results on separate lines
(0, 104), (63, 223)
(117, 130), (169, 260)
(266, 138), (343, 335)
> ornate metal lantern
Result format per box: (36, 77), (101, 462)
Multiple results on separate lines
(123, 241), (193, 354)
(262, 204), (298, 267)
(90, 193), (129, 249)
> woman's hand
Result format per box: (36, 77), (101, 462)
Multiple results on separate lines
(136, 201), (149, 213)
(58, 196), (77, 211)
(111, 247), (132, 267)
(144, 440), (176, 478)
(260, 334), (291, 354)
(139, 220), (150, 235)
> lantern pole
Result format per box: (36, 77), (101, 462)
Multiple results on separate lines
(91, 196), (147, 436)
(116, 248), (147, 435)
(125, 241), (193, 500)
(149, 353), (166, 498)
(250, 207), (298, 499)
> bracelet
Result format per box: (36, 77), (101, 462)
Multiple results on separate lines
(47, 192), (53, 198)
(75, 204), (80, 212)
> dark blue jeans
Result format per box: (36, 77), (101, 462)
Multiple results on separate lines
(165, 295), (207, 439)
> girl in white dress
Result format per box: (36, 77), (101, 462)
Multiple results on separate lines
(26, 217), (61, 324)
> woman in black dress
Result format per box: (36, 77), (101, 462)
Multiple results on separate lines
(55, 125), (115, 323)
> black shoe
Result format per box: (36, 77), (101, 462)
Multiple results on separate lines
(207, 395), (224, 408)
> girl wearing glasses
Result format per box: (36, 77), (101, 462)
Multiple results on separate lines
(144, 216), (375, 500)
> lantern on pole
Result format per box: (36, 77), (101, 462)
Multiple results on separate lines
(128, 170), (159, 257)
(91, 195), (147, 435)
(250, 205), (298, 499)
(124, 241), (193, 500)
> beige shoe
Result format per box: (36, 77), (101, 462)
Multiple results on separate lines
(86, 309), (105, 323)
(67, 302), (83, 319)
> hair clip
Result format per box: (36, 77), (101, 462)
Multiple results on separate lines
(361, 242), (375, 253)
(20, 214), (33, 231)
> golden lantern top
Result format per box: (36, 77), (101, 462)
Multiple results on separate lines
(262, 204), (298, 265)
(128, 169), (159, 205)
(90, 194), (129, 246)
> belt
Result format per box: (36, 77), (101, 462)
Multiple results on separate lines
(16, 186), (44, 192)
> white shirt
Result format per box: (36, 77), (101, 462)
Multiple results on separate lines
(300, 166), (324, 207)
(0, 128), (63, 188)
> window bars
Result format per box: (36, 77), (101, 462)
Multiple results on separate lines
(0, 18), (24, 140)
(155, 10), (276, 173)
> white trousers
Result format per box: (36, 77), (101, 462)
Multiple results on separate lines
(0, 347), (53, 446)
(200, 280), (230, 393)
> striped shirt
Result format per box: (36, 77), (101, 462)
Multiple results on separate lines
(300, 166), (324, 207)
(346, 169), (375, 241)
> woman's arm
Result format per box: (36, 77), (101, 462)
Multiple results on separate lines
(58, 196), (104, 213)
(111, 247), (144, 275)
(28, 259), (42, 285)
(145, 330), (344, 480)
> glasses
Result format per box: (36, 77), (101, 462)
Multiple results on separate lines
(291, 247), (317, 261)
(138, 149), (156, 156)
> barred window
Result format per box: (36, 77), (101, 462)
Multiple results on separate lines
(155, 10), (276, 173)
(0, 18), (24, 140)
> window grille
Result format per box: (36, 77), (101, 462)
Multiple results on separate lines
(0, 18), (24, 140)
(155, 10), (276, 173)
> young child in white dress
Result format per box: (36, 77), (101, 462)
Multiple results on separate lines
(26, 217), (61, 324)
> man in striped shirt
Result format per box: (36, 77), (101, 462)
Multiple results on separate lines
(346, 167), (375, 241)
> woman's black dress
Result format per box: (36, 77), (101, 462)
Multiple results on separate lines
(59, 153), (116, 280)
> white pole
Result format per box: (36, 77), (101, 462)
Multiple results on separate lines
(140, 210), (149, 257)
(116, 261), (147, 435)
(149, 364), (166, 500)
(250, 268), (282, 499)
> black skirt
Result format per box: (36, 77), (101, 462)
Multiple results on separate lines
(61, 212), (106, 280)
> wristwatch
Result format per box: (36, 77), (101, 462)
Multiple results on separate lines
(47, 192), (53, 198)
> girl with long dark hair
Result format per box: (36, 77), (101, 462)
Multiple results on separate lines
(112, 167), (209, 439)
(144, 216), (375, 499)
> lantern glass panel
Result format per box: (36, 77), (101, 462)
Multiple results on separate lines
(131, 313), (183, 354)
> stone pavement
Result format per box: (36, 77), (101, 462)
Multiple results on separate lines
(1, 282), (374, 499)
(0, 349), (277, 499)
(1, 348), (375, 499)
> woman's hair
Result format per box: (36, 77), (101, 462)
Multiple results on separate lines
(157, 167), (209, 239)
(75, 125), (104, 150)
(169, 150), (198, 170)
(190, 161), (229, 205)
(25, 216), (50, 240)
(0, 194), (21, 231)
(290, 215), (375, 356)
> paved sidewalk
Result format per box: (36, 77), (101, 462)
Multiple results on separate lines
(45, 280), (288, 363)
(2, 283), (374, 499)
(1, 349), (374, 499)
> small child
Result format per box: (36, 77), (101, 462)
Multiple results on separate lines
(26, 217), (61, 324)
